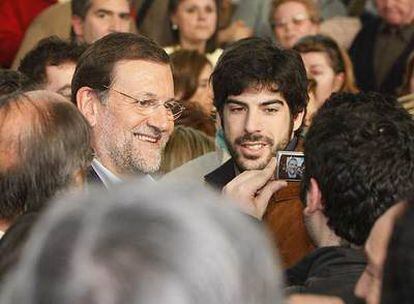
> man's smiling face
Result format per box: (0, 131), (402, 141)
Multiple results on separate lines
(222, 86), (303, 171)
(93, 59), (174, 176)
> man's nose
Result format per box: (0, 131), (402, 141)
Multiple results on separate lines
(284, 20), (295, 32)
(244, 110), (262, 134)
(146, 105), (173, 132)
(110, 16), (124, 32)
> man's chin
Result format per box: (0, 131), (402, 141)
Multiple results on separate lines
(235, 155), (271, 171)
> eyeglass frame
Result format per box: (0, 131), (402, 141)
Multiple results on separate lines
(100, 85), (185, 120)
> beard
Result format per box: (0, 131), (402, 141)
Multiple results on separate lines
(108, 138), (164, 175)
(224, 132), (290, 172)
(101, 123), (168, 176)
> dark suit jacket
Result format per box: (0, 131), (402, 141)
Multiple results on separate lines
(286, 246), (366, 304)
(349, 14), (414, 95)
(204, 158), (314, 268)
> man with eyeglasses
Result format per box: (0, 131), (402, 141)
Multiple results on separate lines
(72, 32), (183, 187)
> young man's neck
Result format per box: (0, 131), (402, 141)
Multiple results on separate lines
(316, 228), (343, 247)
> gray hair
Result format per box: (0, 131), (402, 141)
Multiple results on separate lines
(0, 181), (284, 304)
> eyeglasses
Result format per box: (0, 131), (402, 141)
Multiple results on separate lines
(272, 13), (312, 29)
(102, 85), (185, 120)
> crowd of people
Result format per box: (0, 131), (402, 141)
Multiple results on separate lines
(0, 0), (414, 303)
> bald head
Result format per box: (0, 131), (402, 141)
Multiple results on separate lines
(0, 91), (71, 170)
(0, 91), (92, 224)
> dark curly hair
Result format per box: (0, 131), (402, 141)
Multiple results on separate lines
(212, 37), (308, 117)
(18, 36), (85, 88)
(301, 92), (414, 245)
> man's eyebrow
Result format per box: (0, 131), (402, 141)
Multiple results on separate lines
(139, 92), (159, 99)
(226, 99), (247, 106)
(118, 12), (131, 17)
(94, 9), (114, 15)
(261, 99), (285, 106)
(226, 99), (285, 106)
(138, 92), (175, 102)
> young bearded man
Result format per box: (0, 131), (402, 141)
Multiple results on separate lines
(204, 37), (313, 267)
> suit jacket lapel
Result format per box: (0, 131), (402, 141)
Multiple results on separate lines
(204, 159), (237, 191)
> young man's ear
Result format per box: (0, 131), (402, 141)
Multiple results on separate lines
(303, 178), (324, 215)
(292, 109), (305, 133)
(76, 87), (101, 127)
(71, 15), (84, 42)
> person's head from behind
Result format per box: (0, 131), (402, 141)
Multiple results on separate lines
(399, 52), (414, 96)
(293, 34), (358, 118)
(0, 90), (92, 228)
(73, 32), (179, 178)
(353, 201), (407, 304)
(301, 92), (414, 248)
(71, 0), (132, 44)
(380, 200), (414, 304)
(270, 0), (320, 48)
(212, 37), (308, 172)
(168, 0), (219, 53)
(375, 0), (414, 26)
(0, 213), (38, 284)
(170, 50), (213, 115)
(18, 36), (85, 99)
(0, 70), (31, 97)
(0, 182), (284, 304)
(160, 125), (215, 174)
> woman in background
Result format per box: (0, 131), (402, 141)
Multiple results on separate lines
(170, 50), (216, 136)
(170, 50), (213, 115)
(293, 34), (358, 125)
(166, 0), (222, 65)
(270, 0), (320, 49)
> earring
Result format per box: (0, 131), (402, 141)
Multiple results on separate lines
(172, 24), (178, 30)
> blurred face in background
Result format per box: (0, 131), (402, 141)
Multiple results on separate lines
(171, 0), (218, 49)
(375, 0), (414, 26)
(300, 51), (344, 107)
(72, 0), (131, 44)
(190, 62), (213, 114)
(354, 202), (406, 304)
(272, 1), (319, 48)
(45, 62), (76, 99)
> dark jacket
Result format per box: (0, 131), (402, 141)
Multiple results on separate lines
(286, 246), (366, 304)
(204, 157), (314, 268)
(349, 14), (414, 95)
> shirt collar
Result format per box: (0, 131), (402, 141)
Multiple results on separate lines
(92, 159), (156, 188)
(92, 159), (123, 188)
